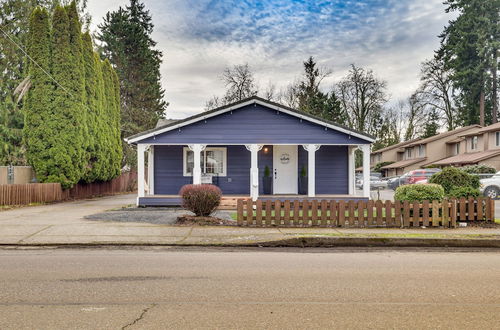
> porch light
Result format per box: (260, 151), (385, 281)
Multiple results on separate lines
(263, 147), (269, 153)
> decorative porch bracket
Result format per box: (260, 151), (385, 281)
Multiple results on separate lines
(188, 144), (206, 184)
(359, 144), (371, 198)
(302, 144), (321, 197)
(245, 144), (263, 201)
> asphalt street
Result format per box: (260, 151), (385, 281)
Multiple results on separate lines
(0, 248), (499, 329)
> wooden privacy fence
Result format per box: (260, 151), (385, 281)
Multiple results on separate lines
(0, 172), (137, 206)
(236, 198), (495, 228)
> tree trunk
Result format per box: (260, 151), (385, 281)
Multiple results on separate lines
(480, 89), (485, 126)
(493, 56), (498, 124)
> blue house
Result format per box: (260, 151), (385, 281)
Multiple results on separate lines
(125, 96), (374, 206)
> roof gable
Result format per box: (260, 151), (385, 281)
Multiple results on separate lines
(126, 96), (374, 144)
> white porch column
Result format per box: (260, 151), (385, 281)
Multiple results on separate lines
(188, 144), (206, 184)
(360, 144), (371, 198)
(348, 146), (356, 195)
(147, 145), (154, 195)
(303, 144), (321, 197)
(137, 144), (146, 204)
(245, 144), (263, 201)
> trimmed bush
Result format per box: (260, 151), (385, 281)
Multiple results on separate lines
(373, 161), (394, 172)
(448, 186), (480, 199)
(459, 164), (496, 174)
(394, 184), (445, 202)
(428, 167), (479, 195)
(179, 184), (222, 217)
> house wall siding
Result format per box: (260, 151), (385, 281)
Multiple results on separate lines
(140, 104), (368, 145)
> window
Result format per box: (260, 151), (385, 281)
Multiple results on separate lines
(454, 143), (460, 155)
(183, 147), (227, 176)
(418, 145), (425, 157)
(406, 148), (412, 159)
(496, 132), (500, 147)
(470, 136), (478, 150)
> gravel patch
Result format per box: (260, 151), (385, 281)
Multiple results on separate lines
(85, 208), (234, 225)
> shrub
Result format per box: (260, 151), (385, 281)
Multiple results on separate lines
(179, 184), (222, 217)
(459, 164), (496, 174)
(448, 186), (480, 199)
(394, 184), (445, 202)
(373, 161), (394, 172)
(428, 167), (479, 195)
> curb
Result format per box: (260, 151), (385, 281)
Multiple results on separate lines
(1, 237), (500, 248)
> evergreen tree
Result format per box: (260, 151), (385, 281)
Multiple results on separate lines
(23, 7), (52, 179)
(296, 56), (346, 124)
(439, 0), (499, 126)
(81, 32), (104, 182)
(47, 4), (86, 188)
(97, 0), (167, 165)
(421, 109), (440, 139)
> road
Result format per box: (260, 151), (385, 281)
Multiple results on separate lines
(0, 248), (499, 329)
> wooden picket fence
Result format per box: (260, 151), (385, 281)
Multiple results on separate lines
(0, 171), (137, 206)
(236, 198), (495, 228)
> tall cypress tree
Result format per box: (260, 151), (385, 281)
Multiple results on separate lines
(23, 7), (52, 179)
(81, 32), (104, 182)
(49, 4), (86, 188)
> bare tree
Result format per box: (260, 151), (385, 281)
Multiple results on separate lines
(205, 63), (258, 110)
(417, 58), (457, 131)
(276, 81), (300, 108)
(403, 93), (427, 140)
(262, 81), (277, 102)
(337, 64), (388, 135)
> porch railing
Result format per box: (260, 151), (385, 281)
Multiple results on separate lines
(236, 197), (495, 228)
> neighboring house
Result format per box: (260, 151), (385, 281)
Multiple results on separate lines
(370, 139), (421, 177)
(379, 125), (481, 176)
(429, 122), (500, 169)
(125, 96), (374, 206)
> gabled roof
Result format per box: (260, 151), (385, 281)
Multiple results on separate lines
(380, 157), (426, 169)
(427, 150), (500, 166)
(405, 125), (481, 147)
(125, 96), (375, 144)
(371, 138), (421, 154)
(459, 122), (500, 137)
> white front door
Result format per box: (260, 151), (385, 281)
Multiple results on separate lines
(273, 145), (298, 194)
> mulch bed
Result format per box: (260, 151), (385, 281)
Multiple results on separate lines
(176, 215), (236, 226)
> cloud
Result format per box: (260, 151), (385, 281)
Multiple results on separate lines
(88, 0), (454, 118)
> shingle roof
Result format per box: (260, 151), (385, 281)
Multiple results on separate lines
(380, 157), (427, 169)
(427, 150), (500, 166)
(405, 125), (481, 147)
(371, 138), (421, 154)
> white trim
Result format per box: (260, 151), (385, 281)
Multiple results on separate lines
(183, 147), (227, 177)
(245, 144), (262, 201)
(147, 146), (154, 195)
(133, 143), (369, 146)
(360, 144), (371, 198)
(137, 144), (146, 202)
(126, 99), (375, 144)
(348, 146), (356, 195)
(303, 144), (321, 197)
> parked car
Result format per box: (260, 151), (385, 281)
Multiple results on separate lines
(405, 168), (441, 184)
(388, 169), (442, 190)
(480, 171), (500, 199)
(356, 175), (388, 189)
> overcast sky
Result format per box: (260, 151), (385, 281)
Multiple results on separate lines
(87, 0), (454, 119)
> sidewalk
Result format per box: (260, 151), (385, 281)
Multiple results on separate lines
(1, 194), (500, 248)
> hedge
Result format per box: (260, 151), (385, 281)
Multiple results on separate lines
(428, 167), (479, 195)
(394, 184), (445, 202)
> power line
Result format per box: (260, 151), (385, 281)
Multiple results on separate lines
(0, 25), (74, 97)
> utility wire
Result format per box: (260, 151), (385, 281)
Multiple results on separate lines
(0, 26), (74, 97)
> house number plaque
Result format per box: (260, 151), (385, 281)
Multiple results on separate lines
(280, 153), (290, 164)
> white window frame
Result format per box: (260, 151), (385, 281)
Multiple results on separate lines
(406, 148), (412, 159)
(418, 145), (425, 157)
(496, 132), (500, 147)
(454, 143), (460, 155)
(183, 147), (227, 177)
(471, 136), (478, 150)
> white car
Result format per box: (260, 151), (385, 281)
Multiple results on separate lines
(480, 171), (500, 199)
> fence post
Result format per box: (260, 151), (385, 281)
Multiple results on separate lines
(237, 199), (243, 226)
